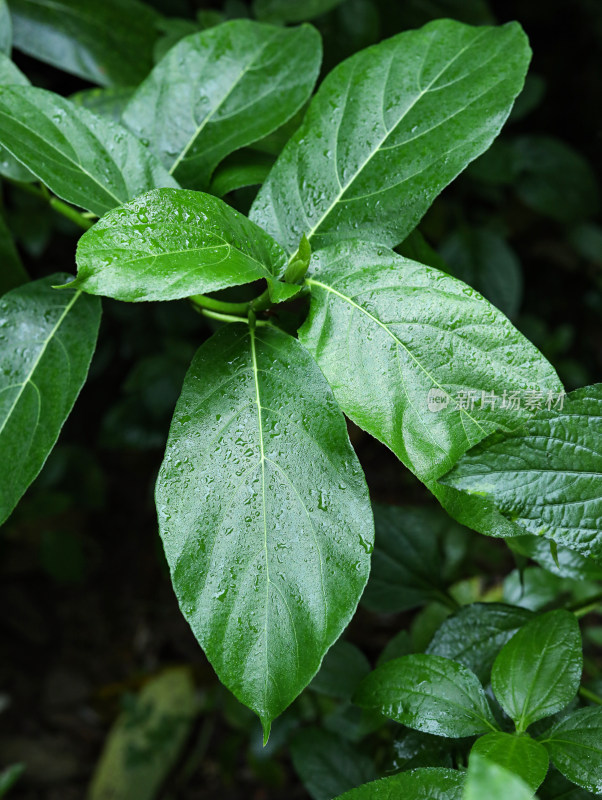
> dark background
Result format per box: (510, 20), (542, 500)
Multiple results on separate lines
(1, 0), (601, 797)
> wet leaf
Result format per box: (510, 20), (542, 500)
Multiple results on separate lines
(471, 732), (549, 791)
(155, 325), (373, 735)
(0, 86), (178, 216)
(251, 19), (530, 255)
(354, 654), (498, 737)
(331, 768), (465, 800)
(123, 20), (321, 189)
(464, 754), (535, 800)
(541, 707), (602, 794)
(0, 274), (101, 526)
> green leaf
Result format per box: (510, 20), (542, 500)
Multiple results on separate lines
(73, 188), (292, 303)
(538, 770), (597, 800)
(299, 241), (562, 487)
(0, 86), (178, 217)
(0, 0), (11, 54)
(491, 610), (582, 732)
(353, 654), (497, 737)
(362, 504), (467, 613)
(309, 640), (370, 700)
(9, 0), (160, 87)
(155, 325), (373, 735)
(70, 86), (136, 123)
(0, 50), (25, 83)
(0, 274), (101, 526)
(210, 150), (275, 198)
(250, 19), (530, 256)
(291, 728), (377, 800)
(507, 536), (602, 582)
(88, 668), (198, 800)
(0, 764), (24, 798)
(471, 733), (549, 791)
(541, 708), (602, 794)
(464, 754), (535, 800)
(441, 228), (523, 319)
(440, 384), (602, 562)
(122, 20), (322, 190)
(0, 207), (28, 294)
(426, 603), (532, 684)
(331, 767), (465, 799)
(0, 51), (35, 183)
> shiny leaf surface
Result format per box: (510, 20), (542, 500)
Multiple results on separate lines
(332, 768), (465, 800)
(155, 325), (373, 734)
(251, 19), (530, 255)
(542, 708), (602, 794)
(471, 732), (549, 791)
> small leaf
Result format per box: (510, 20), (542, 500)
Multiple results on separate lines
(209, 150), (275, 198)
(471, 732), (549, 791)
(251, 19), (531, 255)
(73, 188), (289, 302)
(331, 767), (465, 799)
(155, 325), (373, 733)
(10, 0), (160, 87)
(541, 708), (602, 794)
(464, 754), (535, 800)
(362, 504), (468, 614)
(309, 640), (370, 700)
(0, 86), (178, 216)
(291, 728), (377, 800)
(491, 610), (583, 731)
(299, 241), (561, 487)
(0, 275), (101, 526)
(353, 654), (498, 737)
(88, 668), (198, 800)
(440, 384), (602, 562)
(123, 20), (322, 189)
(426, 603), (532, 684)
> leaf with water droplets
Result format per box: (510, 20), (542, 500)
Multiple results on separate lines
(0, 86), (178, 216)
(440, 384), (602, 562)
(354, 653), (498, 737)
(298, 241), (562, 535)
(73, 188), (296, 303)
(122, 20), (322, 190)
(0, 274), (101, 525)
(251, 18), (531, 256)
(155, 324), (373, 736)
(470, 733), (549, 791)
(541, 707), (602, 794)
(330, 768), (465, 800)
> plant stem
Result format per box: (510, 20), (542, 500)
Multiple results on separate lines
(190, 294), (250, 315)
(579, 686), (602, 705)
(5, 179), (93, 230)
(199, 308), (270, 327)
(568, 591), (602, 617)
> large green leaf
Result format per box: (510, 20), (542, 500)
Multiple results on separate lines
(332, 768), (465, 800)
(291, 728), (377, 800)
(73, 188), (296, 303)
(541, 708), (602, 794)
(0, 274), (101, 526)
(155, 325), (373, 736)
(471, 733), (549, 791)
(440, 384), (602, 562)
(0, 50), (34, 183)
(353, 654), (498, 737)
(426, 603), (532, 683)
(362, 504), (467, 613)
(464, 754), (535, 800)
(123, 20), (322, 190)
(250, 19), (530, 256)
(491, 611), (582, 732)
(0, 86), (178, 217)
(299, 242), (562, 488)
(9, 0), (160, 87)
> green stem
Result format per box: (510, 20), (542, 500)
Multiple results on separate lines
(199, 308), (270, 327)
(190, 294), (250, 315)
(568, 591), (602, 617)
(579, 687), (602, 706)
(5, 179), (93, 230)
